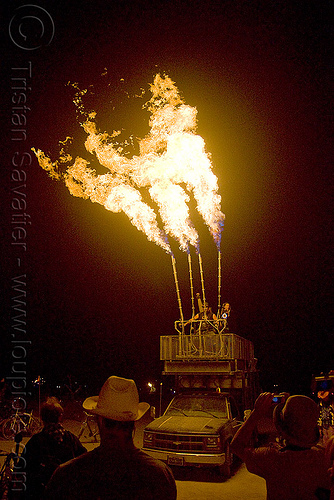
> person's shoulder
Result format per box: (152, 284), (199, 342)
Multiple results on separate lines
(63, 429), (85, 446)
(245, 443), (281, 461)
(50, 448), (91, 480)
(137, 450), (176, 480)
(133, 450), (177, 497)
(25, 430), (45, 448)
(133, 449), (174, 473)
(326, 435), (334, 460)
(25, 431), (41, 443)
(63, 428), (79, 439)
(135, 449), (165, 464)
(44, 451), (92, 499)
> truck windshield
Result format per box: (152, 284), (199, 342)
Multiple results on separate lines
(166, 395), (228, 418)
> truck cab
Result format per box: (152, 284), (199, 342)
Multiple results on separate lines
(143, 390), (242, 477)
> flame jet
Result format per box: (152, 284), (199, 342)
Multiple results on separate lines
(33, 74), (224, 254)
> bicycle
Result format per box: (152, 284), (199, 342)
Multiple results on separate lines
(77, 411), (99, 443)
(1, 410), (42, 440)
(0, 433), (24, 500)
(0, 449), (15, 499)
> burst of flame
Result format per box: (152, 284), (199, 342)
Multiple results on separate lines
(32, 74), (224, 254)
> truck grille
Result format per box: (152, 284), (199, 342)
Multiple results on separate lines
(152, 433), (207, 453)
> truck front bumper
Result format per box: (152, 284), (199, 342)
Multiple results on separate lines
(142, 448), (226, 468)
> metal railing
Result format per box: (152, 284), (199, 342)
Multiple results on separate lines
(160, 332), (254, 362)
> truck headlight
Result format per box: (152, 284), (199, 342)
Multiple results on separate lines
(204, 436), (221, 451)
(143, 432), (154, 446)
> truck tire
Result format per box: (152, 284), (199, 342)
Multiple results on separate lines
(219, 441), (233, 478)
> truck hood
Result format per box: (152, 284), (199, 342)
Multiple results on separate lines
(145, 415), (228, 434)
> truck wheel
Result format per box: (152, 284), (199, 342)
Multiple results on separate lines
(219, 441), (233, 478)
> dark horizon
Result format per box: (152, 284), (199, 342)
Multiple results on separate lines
(1, 1), (332, 400)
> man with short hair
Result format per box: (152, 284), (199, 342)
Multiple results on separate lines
(45, 376), (177, 499)
(231, 392), (331, 500)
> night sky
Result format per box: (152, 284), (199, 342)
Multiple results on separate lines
(2, 1), (332, 398)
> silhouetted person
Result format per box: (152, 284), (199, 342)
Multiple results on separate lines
(218, 302), (231, 331)
(0, 377), (11, 419)
(24, 397), (86, 499)
(186, 301), (218, 334)
(318, 390), (334, 445)
(45, 376), (177, 499)
(326, 435), (334, 499)
(231, 393), (330, 499)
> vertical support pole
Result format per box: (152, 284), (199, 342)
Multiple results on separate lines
(171, 255), (184, 323)
(198, 253), (207, 319)
(218, 250), (222, 315)
(188, 253), (195, 317)
(38, 375), (41, 420)
(159, 381), (163, 417)
(171, 255), (184, 357)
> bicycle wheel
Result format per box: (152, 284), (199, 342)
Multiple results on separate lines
(27, 416), (42, 435)
(1, 418), (20, 440)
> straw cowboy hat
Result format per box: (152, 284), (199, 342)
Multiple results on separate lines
(83, 376), (150, 421)
(273, 395), (320, 448)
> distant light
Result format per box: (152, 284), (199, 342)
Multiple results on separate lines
(32, 377), (45, 386)
(148, 382), (156, 393)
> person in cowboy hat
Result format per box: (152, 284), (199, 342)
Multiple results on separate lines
(231, 392), (331, 500)
(44, 376), (177, 499)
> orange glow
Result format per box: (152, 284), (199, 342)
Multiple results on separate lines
(33, 74), (224, 253)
